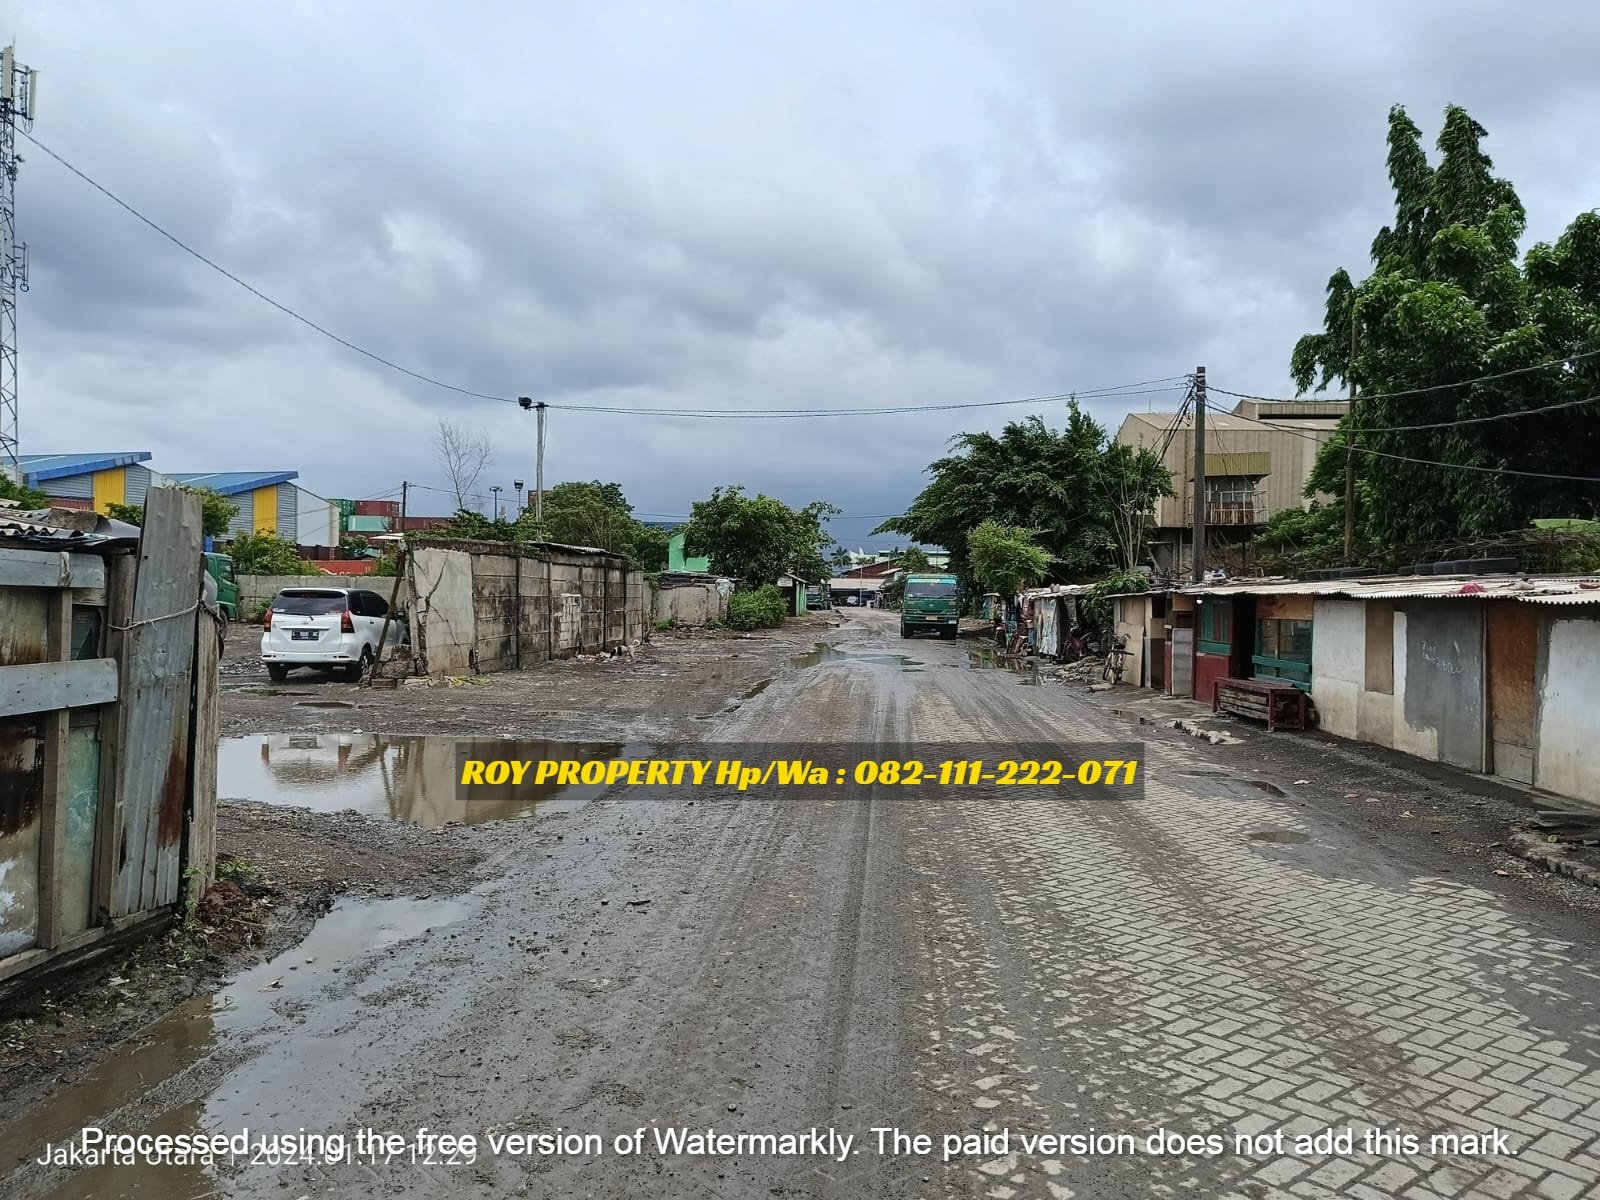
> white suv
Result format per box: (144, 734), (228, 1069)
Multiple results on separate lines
(260, 587), (402, 682)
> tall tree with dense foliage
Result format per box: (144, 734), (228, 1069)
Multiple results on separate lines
(875, 404), (1171, 585)
(1291, 105), (1600, 548)
(683, 486), (839, 585)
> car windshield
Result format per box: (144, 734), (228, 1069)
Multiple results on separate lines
(905, 581), (958, 599)
(273, 591), (348, 615)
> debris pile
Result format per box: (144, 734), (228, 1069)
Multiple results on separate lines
(1053, 656), (1105, 684)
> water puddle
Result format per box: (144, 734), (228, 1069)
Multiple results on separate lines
(296, 699), (356, 709)
(968, 647), (1040, 683)
(790, 643), (922, 670)
(1249, 830), (1311, 845)
(5, 894), (473, 1199)
(217, 735), (654, 826)
(740, 679), (773, 699)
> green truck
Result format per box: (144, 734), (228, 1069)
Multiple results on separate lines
(203, 552), (241, 631)
(900, 573), (961, 639)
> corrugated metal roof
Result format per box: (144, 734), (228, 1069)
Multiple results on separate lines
(167, 470), (299, 494)
(18, 451), (153, 482)
(1177, 574), (1600, 605)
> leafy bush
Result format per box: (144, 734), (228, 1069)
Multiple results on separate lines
(249, 598), (271, 623)
(1079, 570), (1149, 632)
(228, 530), (321, 575)
(727, 585), (787, 630)
(0, 473), (50, 509)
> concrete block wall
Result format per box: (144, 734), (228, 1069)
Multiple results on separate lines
(656, 583), (726, 627)
(407, 540), (646, 676)
(237, 573), (334, 610)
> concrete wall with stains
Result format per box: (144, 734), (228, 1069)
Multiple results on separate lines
(1534, 614), (1600, 803)
(656, 582), (726, 627)
(1311, 599), (1396, 748)
(408, 541), (646, 677)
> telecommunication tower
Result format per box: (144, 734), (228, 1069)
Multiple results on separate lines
(1, 46), (38, 477)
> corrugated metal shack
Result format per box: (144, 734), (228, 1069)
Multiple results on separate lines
(0, 489), (218, 988)
(403, 537), (648, 676)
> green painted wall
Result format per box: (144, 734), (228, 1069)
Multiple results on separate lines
(667, 531), (711, 574)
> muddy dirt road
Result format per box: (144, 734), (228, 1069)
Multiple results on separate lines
(5, 609), (1600, 1198)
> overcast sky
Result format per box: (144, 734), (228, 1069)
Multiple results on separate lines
(12, 2), (1600, 545)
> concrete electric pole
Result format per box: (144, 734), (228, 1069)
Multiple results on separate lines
(1191, 366), (1206, 584)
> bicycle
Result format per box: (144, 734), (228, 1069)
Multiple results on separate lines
(1102, 634), (1131, 683)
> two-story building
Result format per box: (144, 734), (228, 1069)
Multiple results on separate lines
(1114, 400), (1348, 577)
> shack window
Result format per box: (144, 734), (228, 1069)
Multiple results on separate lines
(1254, 618), (1313, 688)
(1198, 602), (1232, 656)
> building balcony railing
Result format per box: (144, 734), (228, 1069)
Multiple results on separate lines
(1179, 494), (1271, 527)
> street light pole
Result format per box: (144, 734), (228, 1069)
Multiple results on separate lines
(491, 485), (503, 521)
(514, 478), (524, 515)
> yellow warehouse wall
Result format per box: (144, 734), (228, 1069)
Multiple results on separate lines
(252, 486), (276, 534)
(91, 467), (126, 514)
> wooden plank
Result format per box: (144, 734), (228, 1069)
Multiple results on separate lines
(184, 607), (220, 909)
(0, 659), (119, 717)
(0, 546), (106, 590)
(34, 591), (72, 948)
(94, 553), (137, 925)
(112, 489), (203, 917)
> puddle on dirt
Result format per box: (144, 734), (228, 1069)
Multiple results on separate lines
(1249, 830), (1311, 844)
(217, 735), (655, 826)
(296, 699), (356, 709)
(968, 647), (1040, 683)
(740, 678), (774, 699)
(790, 643), (922, 670)
(7, 894), (474, 1200)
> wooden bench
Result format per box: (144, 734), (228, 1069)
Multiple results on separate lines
(1212, 677), (1309, 732)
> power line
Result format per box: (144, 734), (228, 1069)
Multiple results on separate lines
(551, 382), (1188, 419)
(1214, 347), (1600, 407)
(1236, 408), (1600, 484)
(1328, 393), (1600, 433)
(21, 131), (518, 405)
(27, 132), (1197, 425)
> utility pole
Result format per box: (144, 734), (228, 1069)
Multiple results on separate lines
(1, 45), (38, 477)
(518, 397), (549, 530)
(1191, 366), (1206, 583)
(1344, 311), (1357, 561)
(535, 401), (547, 526)
(400, 479), (408, 529)
(491, 484), (503, 521)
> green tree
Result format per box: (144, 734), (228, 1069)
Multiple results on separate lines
(80, 485), (238, 536)
(683, 486), (838, 585)
(876, 404), (1171, 587)
(898, 545), (932, 573)
(966, 519), (1053, 596)
(1289, 104), (1600, 550)
(228, 531), (319, 574)
(522, 480), (669, 570)
(0, 474), (49, 508)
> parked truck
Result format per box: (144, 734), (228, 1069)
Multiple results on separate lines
(203, 553), (241, 642)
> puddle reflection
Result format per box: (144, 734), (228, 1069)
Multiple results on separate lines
(217, 735), (653, 826)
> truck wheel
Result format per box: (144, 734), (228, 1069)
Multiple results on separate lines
(941, 625), (957, 640)
(900, 624), (911, 639)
